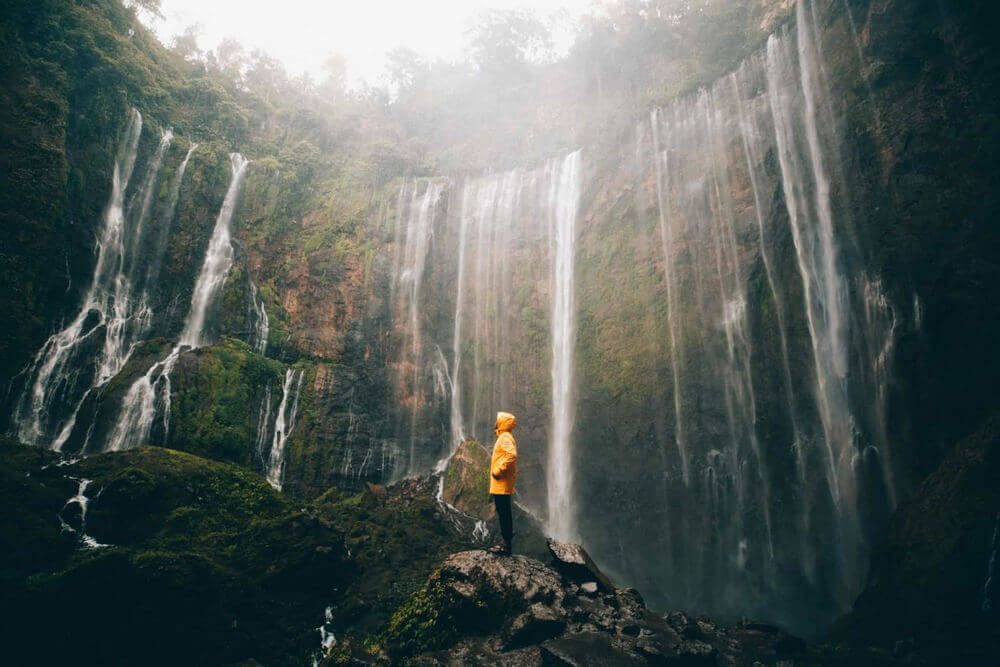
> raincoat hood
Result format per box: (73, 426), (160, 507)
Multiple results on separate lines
(495, 411), (517, 435)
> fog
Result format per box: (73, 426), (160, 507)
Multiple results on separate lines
(144, 0), (592, 85)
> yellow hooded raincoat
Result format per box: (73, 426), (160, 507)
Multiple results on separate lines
(489, 412), (518, 495)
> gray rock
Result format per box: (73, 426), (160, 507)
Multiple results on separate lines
(547, 539), (615, 592)
(442, 550), (566, 608)
(677, 639), (717, 663)
(505, 602), (567, 649)
(541, 632), (645, 665)
(398, 549), (809, 665)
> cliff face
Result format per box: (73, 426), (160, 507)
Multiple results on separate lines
(366, 0), (1000, 633)
(1, 0), (998, 643)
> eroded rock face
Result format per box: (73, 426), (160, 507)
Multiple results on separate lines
(379, 546), (809, 665)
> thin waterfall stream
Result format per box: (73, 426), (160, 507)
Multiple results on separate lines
(266, 368), (305, 490)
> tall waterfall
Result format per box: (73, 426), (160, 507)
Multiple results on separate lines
(607, 0), (900, 627)
(181, 154), (250, 348)
(14, 109), (181, 450)
(97, 127), (173, 386)
(546, 150), (583, 541)
(266, 368), (304, 490)
(106, 154), (250, 452)
(392, 179), (446, 475)
(388, 152), (584, 524)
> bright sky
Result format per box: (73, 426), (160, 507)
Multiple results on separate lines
(146, 0), (599, 86)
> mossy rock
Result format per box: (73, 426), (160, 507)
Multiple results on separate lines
(0, 444), (350, 666)
(441, 439), (494, 521)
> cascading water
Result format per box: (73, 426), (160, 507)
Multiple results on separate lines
(392, 154), (584, 519)
(58, 477), (107, 549)
(13, 109), (179, 451)
(448, 181), (472, 448)
(266, 368), (304, 490)
(255, 381), (273, 465)
(391, 179), (445, 475)
(140, 141), (198, 301)
(181, 154), (250, 348)
(650, 108), (690, 486)
(97, 127), (173, 387)
(603, 0), (900, 627)
(546, 150), (583, 541)
(248, 279), (270, 355)
(105, 153), (250, 452)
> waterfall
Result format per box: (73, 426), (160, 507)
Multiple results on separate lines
(142, 142), (198, 295)
(392, 180), (445, 475)
(97, 127), (174, 387)
(731, 67), (805, 488)
(448, 180), (472, 447)
(445, 168), (534, 451)
(607, 0), (903, 625)
(58, 478), (107, 549)
(15, 109), (147, 450)
(181, 154), (250, 348)
(650, 108), (690, 486)
(105, 153), (250, 453)
(768, 6), (853, 512)
(266, 368), (305, 490)
(254, 381), (273, 465)
(248, 279), (270, 355)
(393, 154), (588, 502)
(862, 277), (899, 507)
(546, 150), (582, 541)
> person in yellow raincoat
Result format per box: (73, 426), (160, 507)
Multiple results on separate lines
(488, 411), (518, 555)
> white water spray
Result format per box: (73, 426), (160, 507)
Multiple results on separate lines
(546, 150), (582, 541)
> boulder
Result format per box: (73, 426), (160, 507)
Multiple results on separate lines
(388, 548), (814, 665)
(504, 602), (567, 649)
(382, 550), (568, 659)
(440, 440), (494, 521)
(547, 539), (615, 592)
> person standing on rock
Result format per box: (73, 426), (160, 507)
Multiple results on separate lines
(488, 411), (518, 556)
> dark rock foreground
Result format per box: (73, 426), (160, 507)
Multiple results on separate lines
(374, 545), (808, 666)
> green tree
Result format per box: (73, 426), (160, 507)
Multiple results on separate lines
(466, 9), (552, 76)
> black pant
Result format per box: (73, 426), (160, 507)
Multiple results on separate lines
(492, 494), (513, 547)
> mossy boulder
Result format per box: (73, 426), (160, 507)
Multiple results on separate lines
(441, 439), (494, 520)
(381, 551), (567, 660)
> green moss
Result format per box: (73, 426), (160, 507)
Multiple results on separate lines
(1, 443), (350, 666)
(167, 340), (286, 467)
(381, 571), (461, 658)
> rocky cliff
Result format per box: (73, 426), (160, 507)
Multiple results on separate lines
(1, 0), (999, 651)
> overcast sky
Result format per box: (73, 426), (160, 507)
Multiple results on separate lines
(145, 0), (599, 86)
